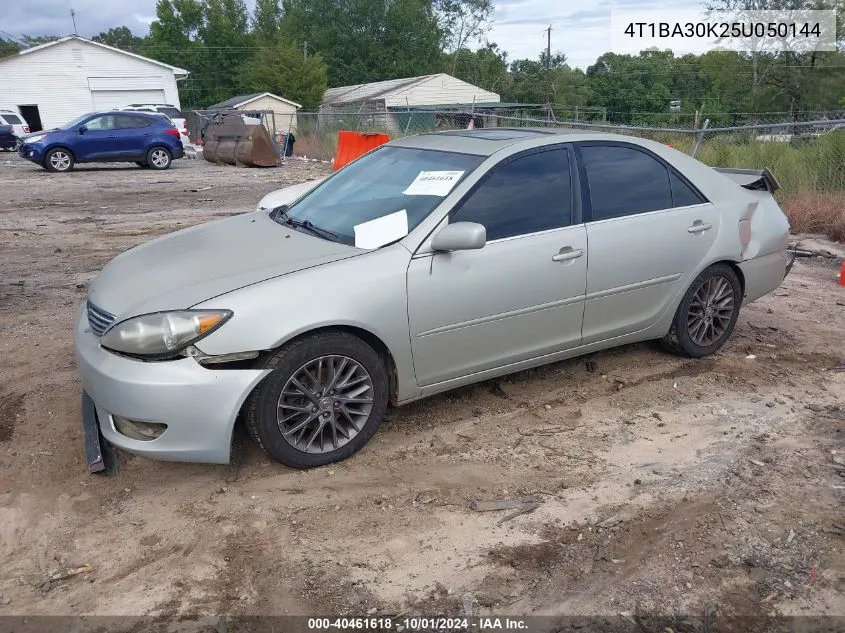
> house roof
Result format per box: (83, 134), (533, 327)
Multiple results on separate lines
(6, 36), (189, 78)
(208, 91), (302, 110)
(323, 75), (438, 106)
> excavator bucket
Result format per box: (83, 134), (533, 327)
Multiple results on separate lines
(202, 115), (279, 167)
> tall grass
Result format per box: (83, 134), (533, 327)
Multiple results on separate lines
(696, 131), (845, 194)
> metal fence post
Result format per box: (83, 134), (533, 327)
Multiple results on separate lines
(692, 118), (710, 158)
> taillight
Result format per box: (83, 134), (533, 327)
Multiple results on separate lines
(23, 126), (29, 133)
(164, 128), (180, 138)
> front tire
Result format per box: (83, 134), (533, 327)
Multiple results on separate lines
(245, 332), (389, 468)
(146, 147), (171, 170)
(666, 263), (742, 357)
(44, 148), (74, 172)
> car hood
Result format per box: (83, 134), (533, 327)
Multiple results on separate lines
(88, 211), (360, 318)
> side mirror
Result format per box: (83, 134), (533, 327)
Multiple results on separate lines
(78, 126), (87, 134)
(431, 222), (486, 252)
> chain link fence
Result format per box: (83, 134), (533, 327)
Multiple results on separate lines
(190, 107), (842, 239)
(295, 109), (845, 196)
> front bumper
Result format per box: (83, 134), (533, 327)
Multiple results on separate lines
(74, 306), (269, 464)
(18, 144), (45, 162)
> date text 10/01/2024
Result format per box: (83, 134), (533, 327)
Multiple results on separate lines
(307, 617), (529, 630)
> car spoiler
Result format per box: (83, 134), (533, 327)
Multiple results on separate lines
(714, 167), (780, 193)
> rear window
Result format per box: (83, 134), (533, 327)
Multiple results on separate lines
(158, 107), (183, 119)
(2, 114), (22, 124)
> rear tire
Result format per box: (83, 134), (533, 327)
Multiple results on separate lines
(146, 147), (171, 170)
(245, 332), (389, 468)
(665, 263), (742, 357)
(44, 148), (74, 172)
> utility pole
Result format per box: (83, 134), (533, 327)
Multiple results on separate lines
(70, 8), (78, 35)
(544, 25), (553, 108)
(303, 41), (308, 60)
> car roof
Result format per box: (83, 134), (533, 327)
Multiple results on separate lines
(389, 127), (629, 156)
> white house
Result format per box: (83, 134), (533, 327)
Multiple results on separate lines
(208, 92), (301, 134)
(322, 73), (500, 109)
(0, 36), (188, 132)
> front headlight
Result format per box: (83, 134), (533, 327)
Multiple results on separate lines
(101, 310), (232, 359)
(24, 134), (46, 143)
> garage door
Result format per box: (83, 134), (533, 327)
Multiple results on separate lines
(91, 89), (166, 111)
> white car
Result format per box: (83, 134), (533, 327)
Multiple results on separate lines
(0, 108), (29, 138)
(120, 104), (189, 145)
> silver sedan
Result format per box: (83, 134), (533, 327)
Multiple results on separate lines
(75, 128), (791, 470)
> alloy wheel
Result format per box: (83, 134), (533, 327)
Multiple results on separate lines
(687, 275), (735, 347)
(50, 151), (71, 171)
(150, 149), (169, 168)
(277, 355), (374, 454)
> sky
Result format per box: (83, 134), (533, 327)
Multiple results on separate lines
(2, 0), (704, 70)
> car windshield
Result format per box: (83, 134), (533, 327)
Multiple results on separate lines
(59, 114), (91, 129)
(277, 146), (484, 248)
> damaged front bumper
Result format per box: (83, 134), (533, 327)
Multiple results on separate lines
(74, 305), (270, 467)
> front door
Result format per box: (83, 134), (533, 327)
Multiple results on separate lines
(576, 142), (720, 343)
(75, 114), (120, 160)
(407, 146), (587, 387)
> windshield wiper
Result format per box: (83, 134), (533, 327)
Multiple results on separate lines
(276, 210), (343, 242)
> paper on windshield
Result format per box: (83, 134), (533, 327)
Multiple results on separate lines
(354, 209), (409, 249)
(403, 170), (464, 197)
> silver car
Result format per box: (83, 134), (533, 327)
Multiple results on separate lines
(75, 128), (791, 470)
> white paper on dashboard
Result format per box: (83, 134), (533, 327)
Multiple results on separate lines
(402, 170), (464, 196)
(353, 209), (409, 249)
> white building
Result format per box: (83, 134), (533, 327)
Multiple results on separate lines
(0, 36), (188, 132)
(321, 73), (500, 135)
(322, 73), (499, 110)
(208, 92), (302, 134)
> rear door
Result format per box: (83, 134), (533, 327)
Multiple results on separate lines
(115, 114), (153, 159)
(576, 142), (718, 343)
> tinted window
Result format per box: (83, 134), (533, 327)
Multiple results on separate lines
(670, 170), (705, 206)
(158, 107), (183, 119)
(581, 145), (672, 220)
(2, 114), (22, 124)
(118, 115), (152, 129)
(85, 115), (118, 131)
(453, 149), (572, 241)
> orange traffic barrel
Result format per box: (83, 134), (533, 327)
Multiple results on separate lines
(334, 131), (389, 171)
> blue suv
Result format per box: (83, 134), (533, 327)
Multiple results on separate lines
(18, 111), (184, 172)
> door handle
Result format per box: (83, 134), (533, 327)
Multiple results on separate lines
(688, 222), (713, 234)
(552, 247), (584, 262)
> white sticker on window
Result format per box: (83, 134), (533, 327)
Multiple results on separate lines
(353, 209), (409, 249)
(403, 170), (464, 197)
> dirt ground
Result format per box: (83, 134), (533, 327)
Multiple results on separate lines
(1, 152), (844, 628)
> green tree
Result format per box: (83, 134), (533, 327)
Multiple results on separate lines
(252, 0), (284, 42)
(281, 0), (442, 87)
(448, 43), (508, 95)
(0, 39), (20, 59)
(93, 26), (145, 53)
(434, 0), (492, 66)
(246, 41), (327, 107)
(20, 35), (61, 47)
